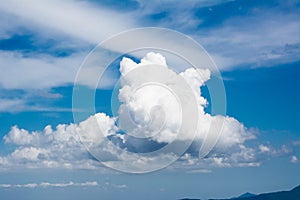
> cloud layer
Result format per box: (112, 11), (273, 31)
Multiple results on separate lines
(1, 52), (289, 172)
(0, 181), (127, 190)
(0, 181), (98, 189)
(0, 0), (299, 92)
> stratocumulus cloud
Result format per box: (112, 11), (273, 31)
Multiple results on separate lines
(0, 53), (288, 172)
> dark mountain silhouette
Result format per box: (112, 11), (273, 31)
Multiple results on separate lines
(236, 192), (256, 198)
(180, 185), (300, 200)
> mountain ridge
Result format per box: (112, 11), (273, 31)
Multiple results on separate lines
(180, 185), (300, 200)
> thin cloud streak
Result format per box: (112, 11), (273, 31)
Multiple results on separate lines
(0, 181), (99, 188)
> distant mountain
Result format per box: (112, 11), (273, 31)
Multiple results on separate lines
(229, 185), (300, 200)
(179, 198), (200, 200)
(179, 185), (300, 200)
(236, 192), (255, 198)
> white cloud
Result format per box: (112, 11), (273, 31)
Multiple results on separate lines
(117, 53), (255, 154)
(0, 90), (75, 113)
(0, 52), (262, 172)
(0, 50), (83, 90)
(11, 147), (45, 161)
(0, 0), (137, 90)
(4, 126), (39, 145)
(134, 1), (300, 69)
(187, 169), (212, 174)
(170, 145), (260, 171)
(0, 98), (74, 113)
(0, 0), (298, 92)
(291, 155), (298, 163)
(0, 0), (296, 174)
(0, 0), (135, 44)
(0, 98), (25, 112)
(259, 144), (271, 153)
(135, 0), (233, 30)
(0, 180), (127, 190)
(104, 182), (128, 189)
(197, 12), (300, 69)
(0, 181), (99, 189)
(1, 52), (293, 173)
(2, 121), (100, 170)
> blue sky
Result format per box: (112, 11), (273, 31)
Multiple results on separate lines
(0, 0), (300, 199)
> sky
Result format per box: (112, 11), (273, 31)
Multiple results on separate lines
(0, 0), (300, 199)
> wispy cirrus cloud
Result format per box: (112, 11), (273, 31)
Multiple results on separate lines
(0, 0), (299, 92)
(199, 12), (300, 69)
(0, 98), (74, 113)
(134, 0), (300, 69)
(0, 88), (70, 113)
(0, 0), (135, 44)
(0, 50), (83, 90)
(0, 0), (135, 91)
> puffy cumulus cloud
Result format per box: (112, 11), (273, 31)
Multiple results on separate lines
(117, 52), (254, 153)
(4, 126), (36, 145)
(0, 52), (284, 171)
(114, 52), (293, 170)
(118, 52), (211, 144)
(179, 67), (210, 108)
(259, 144), (271, 153)
(174, 143), (295, 171)
(1, 113), (122, 170)
(215, 117), (255, 148)
(11, 147), (45, 161)
(173, 144), (260, 170)
(118, 52), (187, 142)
